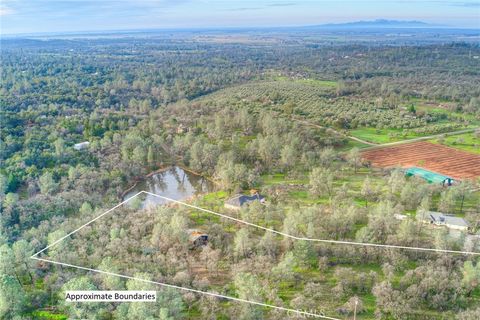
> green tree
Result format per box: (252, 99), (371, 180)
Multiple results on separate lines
(462, 260), (480, 294)
(309, 167), (334, 198)
(233, 273), (263, 319)
(147, 145), (155, 165)
(234, 228), (252, 260)
(456, 180), (474, 214)
(39, 172), (58, 195)
(319, 147), (336, 168)
(292, 240), (314, 267)
(0, 274), (26, 319)
(12, 240), (34, 284)
(272, 251), (297, 282)
(2, 192), (18, 209)
(62, 276), (104, 319)
(257, 231), (279, 258)
(54, 137), (65, 157)
(387, 168), (405, 195)
(361, 176), (376, 208)
(280, 145), (296, 171)
(125, 273), (184, 319)
(98, 257), (124, 290)
(79, 202), (93, 216)
(283, 101), (296, 114)
(47, 229), (67, 260)
(0, 174), (7, 200)
(132, 146), (146, 164)
(439, 188), (458, 214)
(346, 147), (362, 173)
(0, 244), (15, 276)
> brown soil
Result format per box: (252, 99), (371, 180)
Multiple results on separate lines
(361, 141), (480, 179)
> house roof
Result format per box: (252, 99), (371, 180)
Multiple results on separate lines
(427, 211), (468, 228)
(225, 193), (264, 207)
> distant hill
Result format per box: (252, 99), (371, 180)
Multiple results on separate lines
(312, 19), (433, 29)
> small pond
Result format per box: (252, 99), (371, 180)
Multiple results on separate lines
(123, 166), (215, 207)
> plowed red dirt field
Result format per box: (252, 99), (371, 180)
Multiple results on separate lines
(361, 141), (480, 179)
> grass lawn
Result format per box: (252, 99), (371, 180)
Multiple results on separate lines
(30, 311), (67, 320)
(429, 132), (480, 154)
(261, 173), (308, 186)
(349, 127), (419, 144)
(414, 102), (480, 126)
(338, 139), (371, 151)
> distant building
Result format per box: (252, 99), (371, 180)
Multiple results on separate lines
(424, 211), (469, 231)
(224, 193), (265, 211)
(73, 141), (90, 151)
(188, 229), (208, 248)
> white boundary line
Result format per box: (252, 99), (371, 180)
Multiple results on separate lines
(143, 191), (480, 256)
(31, 256), (337, 319)
(30, 190), (480, 320)
(32, 191), (144, 258)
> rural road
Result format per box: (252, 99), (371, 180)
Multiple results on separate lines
(293, 117), (479, 149)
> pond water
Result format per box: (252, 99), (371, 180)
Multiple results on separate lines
(123, 166), (215, 207)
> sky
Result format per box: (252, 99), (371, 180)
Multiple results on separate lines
(1, 0), (479, 35)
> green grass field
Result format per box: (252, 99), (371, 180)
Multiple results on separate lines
(338, 139), (371, 151)
(430, 132), (480, 154)
(409, 98), (480, 127)
(349, 127), (419, 144)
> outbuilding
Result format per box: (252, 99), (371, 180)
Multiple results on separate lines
(73, 141), (90, 151)
(188, 229), (208, 248)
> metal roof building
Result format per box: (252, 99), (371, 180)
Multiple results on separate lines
(405, 167), (454, 186)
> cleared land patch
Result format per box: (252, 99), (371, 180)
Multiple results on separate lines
(361, 141), (480, 179)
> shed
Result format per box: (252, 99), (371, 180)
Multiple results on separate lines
(188, 229), (208, 247)
(73, 141), (90, 151)
(224, 193), (265, 211)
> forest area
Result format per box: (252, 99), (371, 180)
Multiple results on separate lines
(1, 32), (480, 320)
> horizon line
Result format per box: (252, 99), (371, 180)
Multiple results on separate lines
(3, 21), (479, 38)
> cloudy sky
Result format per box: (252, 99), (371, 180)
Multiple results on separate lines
(1, 0), (479, 35)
